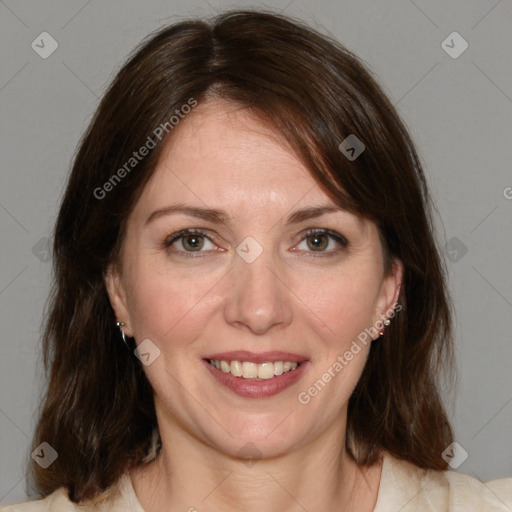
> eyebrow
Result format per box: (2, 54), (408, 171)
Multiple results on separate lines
(145, 203), (347, 226)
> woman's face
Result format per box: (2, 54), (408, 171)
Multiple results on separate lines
(107, 100), (401, 459)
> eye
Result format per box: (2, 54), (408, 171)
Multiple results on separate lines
(165, 229), (217, 254)
(294, 229), (348, 254)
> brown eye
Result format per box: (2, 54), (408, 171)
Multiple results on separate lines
(181, 234), (204, 251)
(295, 229), (348, 255)
(165, 229), (216, 254)
(306, 233), (329, 251)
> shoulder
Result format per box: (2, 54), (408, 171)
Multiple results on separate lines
(0, 474), (144, 512)
(374, 451), (512, 512)
(0, 488), (75, 512)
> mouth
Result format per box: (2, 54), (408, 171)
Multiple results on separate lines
(202, 351), (309, 398)
(205, 359), (302, 380)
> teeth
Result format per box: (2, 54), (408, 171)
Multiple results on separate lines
(230, 360), (243, 377)
(208, 359), (300, 379)
(242, 361), (258, 379)
(274, 361), (284, 376)
(257, 362), (275, 379)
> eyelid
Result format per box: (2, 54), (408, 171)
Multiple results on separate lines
(164, 228), (212, 247)
(164, 228), (221, 257)
(292, 228), (349, 253)
(164, 227), (348, 257)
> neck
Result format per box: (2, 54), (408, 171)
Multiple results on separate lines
(131, 419), (382, 512)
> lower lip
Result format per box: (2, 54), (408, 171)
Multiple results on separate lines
(202, 360), (309, 398)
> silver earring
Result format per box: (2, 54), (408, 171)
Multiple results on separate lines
(116, 321), (129, 348)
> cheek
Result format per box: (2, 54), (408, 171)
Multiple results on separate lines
(124, 262), (222, 342)
(295, 264), (382, 346)
(294, 275), (377, 414)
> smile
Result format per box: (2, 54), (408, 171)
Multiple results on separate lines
(202, 351), (309, 398)
(207, 359), (300, 380)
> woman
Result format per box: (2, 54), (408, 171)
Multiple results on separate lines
(2, 9), (510, 512)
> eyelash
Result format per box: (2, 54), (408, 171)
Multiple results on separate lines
(164, 228), (349, 258)
(296, 229), (349, 256)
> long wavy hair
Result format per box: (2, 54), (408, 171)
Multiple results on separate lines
(32, 9), (454, 504)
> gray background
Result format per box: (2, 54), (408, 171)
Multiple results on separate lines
(1, 0), (511, 506)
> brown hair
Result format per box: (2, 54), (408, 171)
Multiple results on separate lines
(32, 9), (454, 503)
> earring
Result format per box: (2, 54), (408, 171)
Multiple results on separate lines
(116, 321), (129, 349)
(379, 318), (392, 337)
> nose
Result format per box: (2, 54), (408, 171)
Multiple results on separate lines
(223, 247), (293, 335)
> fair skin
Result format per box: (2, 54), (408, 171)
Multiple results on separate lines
(106, 100), (402, 512)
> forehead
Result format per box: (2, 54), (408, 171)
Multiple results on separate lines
(139, 99), (335, 210)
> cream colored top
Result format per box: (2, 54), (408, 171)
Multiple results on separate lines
(2, 452), (511, 511)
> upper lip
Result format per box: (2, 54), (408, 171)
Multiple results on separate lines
(203, 350), (308, 364)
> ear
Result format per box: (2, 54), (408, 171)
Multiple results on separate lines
(105, 264), (134, 337)
(374, 258), (403, 323)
